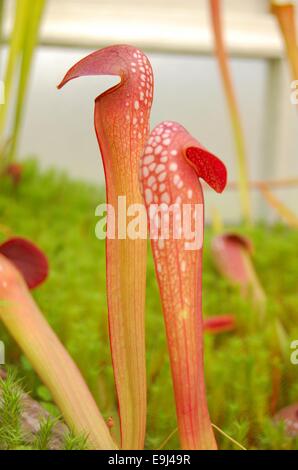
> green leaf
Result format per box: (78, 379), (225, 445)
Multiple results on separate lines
(0, 0), (30, 138)
(36, 385), (53, 402)
(9, 0), (46, 161)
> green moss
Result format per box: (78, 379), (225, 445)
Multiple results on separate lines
(0, 370), (24, 449)
(0, 370), (87, 450)
(0, 160), (298, 450)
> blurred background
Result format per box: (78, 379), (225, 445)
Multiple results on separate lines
(0, 0), (297, 222)
(0, 1), (298, 450)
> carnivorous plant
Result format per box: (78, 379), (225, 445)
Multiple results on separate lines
(59, 45), (153, 449)
(0, 237), (115, 450)
(139, 121), (227, 450)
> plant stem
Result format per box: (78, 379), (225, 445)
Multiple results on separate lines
(259, 184), (298, 228)
(0, 0), (4, 71)
(209, 0), (252, 224)
(0, 0), (29, 138)
(9, 0), (46, 162)
(271, 2), (298, 81)
(211, 423), (247, 450)
(0, 257), (116, 450)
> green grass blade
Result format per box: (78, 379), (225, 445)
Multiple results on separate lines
(209, 0), (252, 224)
(0, 0), (30, 137)
(0, 0), (4, 67)
(9, 0), (46, 161)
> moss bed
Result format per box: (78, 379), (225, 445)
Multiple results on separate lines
(0, 160), (297, 450)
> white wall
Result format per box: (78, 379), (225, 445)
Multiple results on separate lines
(21, 47), (267, 182)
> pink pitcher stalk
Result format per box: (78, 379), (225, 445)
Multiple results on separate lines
(139, 121), (227, 450)
(271, 1), (298, 82)
(58, 45), (153, 449)
(211, 234), (266, 317)
(209, 0), (252, 223)
(0, 238), (115, 449)
(203, 315), (236, 334)
(275, 403), (298, 437)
